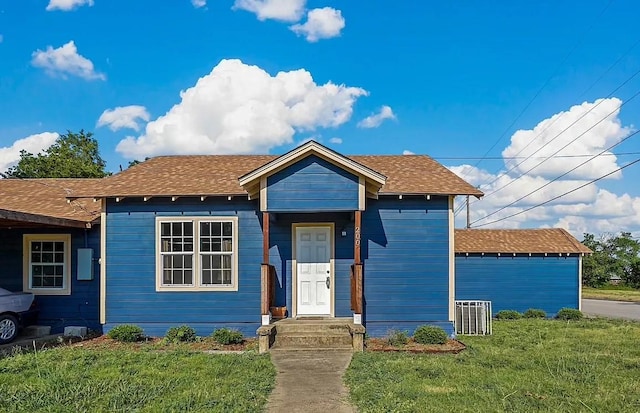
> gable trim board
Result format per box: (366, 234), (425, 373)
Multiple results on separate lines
(239, 140), (386, 189)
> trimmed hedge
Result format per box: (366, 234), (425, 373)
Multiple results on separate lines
(524, 308), (547, 318)
(107, 324), (144, 342)
(556, 308), (583, 320)
(413, 325), (448, 345)
(495, 310), (523, 320)
(165, 325), (197, 343)
(211, 328), (244, 345)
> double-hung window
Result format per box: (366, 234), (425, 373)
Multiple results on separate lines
(156, 217), (238, 291)
(23, 234), (71, 295)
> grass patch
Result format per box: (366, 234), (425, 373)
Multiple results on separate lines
(346, 318), (640, 412)
(0, 346), (275, 412)
(583, 286), (640, 302)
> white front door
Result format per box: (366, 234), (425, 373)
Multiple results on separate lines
(296, 226), (332, 316)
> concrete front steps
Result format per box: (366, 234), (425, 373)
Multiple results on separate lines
(258, 317), (365, 353)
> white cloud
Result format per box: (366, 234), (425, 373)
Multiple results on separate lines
(116, 59), (367, 158)
(290, 7), (345, 42)
(233, 0), (305, 22)
(503, 98), (631, 180)
(357, 105), (396, 128)
(97, 106), (150, 132)
(31, 41), (105, 80)
(192, 0), (206, 8)
(449, 97), (640, 236)
(46, 0), (93, 11)
(329, 137), (342, 144)
(0, 132), (59, 173)
(402, 150), (414, 155)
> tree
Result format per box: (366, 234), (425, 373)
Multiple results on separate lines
(4, 130), (109, 178)
(581, 232), (640, 288)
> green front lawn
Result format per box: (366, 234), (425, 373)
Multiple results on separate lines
(0, 347), (275, 412)
(346, 318), (640, 412)
(583, 286), (640, 302)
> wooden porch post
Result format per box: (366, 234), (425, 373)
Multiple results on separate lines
(261, 212), (270, 324)
(352, 210), (363, 322)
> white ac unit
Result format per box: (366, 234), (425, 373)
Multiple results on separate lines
(455, 300), (492, 335)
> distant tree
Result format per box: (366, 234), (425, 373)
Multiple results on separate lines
(125, 157), (150, 170)
(4, 130), (109, 178)
(582, 232), (640, 288)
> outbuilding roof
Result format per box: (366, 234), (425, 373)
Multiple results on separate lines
(455, 228), (591, 254)
(0, 179), (102, 228)
(69, 152), (483, 198)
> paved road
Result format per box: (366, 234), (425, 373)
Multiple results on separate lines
(582, 299), (640, 321)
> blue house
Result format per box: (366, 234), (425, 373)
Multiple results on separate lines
(68, 140), (484, 343)
(0, 179), (102, 335)
(1, 142), (590, 348)
(455, 228), (591, 315)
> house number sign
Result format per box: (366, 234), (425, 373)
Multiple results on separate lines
(355, 226), (361, 246)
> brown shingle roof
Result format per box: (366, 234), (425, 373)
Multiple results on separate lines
(70, 154), (483, 198)
(455, 229), (591, 254)
(0, 179), (102, 224)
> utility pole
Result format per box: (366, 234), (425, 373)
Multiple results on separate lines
(466, 195), (470, 229)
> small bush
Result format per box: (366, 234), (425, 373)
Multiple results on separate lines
(524, 308), (547, 319)
(211, 328), (244, 345)
(386, 329), (409, 346)
(495, 310), (523, 320)
(413, 325), (448, 345)
(556, 308), (583, 320)
(107, 324), (144, 342)
(165, 325), (197, 343)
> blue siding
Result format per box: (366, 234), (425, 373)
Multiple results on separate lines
(455, 255), (580, 315)
(362, 196), (453, 337)
(267, 155), (359, 212)
(0, 227), (101, 333)
(105, 198), (263, 337)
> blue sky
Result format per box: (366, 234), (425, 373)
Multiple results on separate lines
(1, 0), (639, 236)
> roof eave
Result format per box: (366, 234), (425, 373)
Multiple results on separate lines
(0, 208), (94, 228)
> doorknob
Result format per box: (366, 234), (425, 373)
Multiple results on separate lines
(326, 276), (330, 289)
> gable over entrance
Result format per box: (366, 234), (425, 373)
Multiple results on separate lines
(238, 141), (387, 212)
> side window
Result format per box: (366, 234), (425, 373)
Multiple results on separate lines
(23, 234), (71, 295)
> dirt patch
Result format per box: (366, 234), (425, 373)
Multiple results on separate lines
(365, 338), (466, 354)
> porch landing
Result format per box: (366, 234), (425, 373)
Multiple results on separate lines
(257, 317), (365, 353)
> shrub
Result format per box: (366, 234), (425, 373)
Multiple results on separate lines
(495, 310), (523, 320)
(386, 329), (409, 346)
(524, 308), (547, 319)
(211, 328), (244, 345)
(165, 325), (197, 343)
(556, 308), (583, 320)
(413, 325), (448, 345)
(107, 324), (144, 342)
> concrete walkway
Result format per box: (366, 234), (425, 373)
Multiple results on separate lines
(266, 350), (355, 413)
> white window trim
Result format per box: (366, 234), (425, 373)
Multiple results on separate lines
(155, 216), (239, 292)
(23, 234), (72, 296)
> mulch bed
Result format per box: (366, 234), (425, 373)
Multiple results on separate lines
(365, 338), (466, 354)
(69, 335), (258, 352)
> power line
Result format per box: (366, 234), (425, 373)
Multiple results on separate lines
(471, 128), (640, 225)
(436, 151), (640, 161)
(478, 69), (640, 197)
(472, 157), (640, 228)
(458, 0), (615, 179)
(478, 86), (640, 200)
